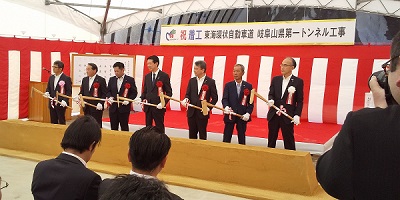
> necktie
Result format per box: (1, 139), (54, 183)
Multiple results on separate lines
(152, 73), (156, 84)
(237, 83), (241, 98)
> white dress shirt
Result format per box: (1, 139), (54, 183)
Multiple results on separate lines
(88, 74), (97, 89)
(197, 75), (206, 94)
(117, 74), (125, 92)
(281, 74), (292, 99)
(152, 69), (160, 82)
(62, 151), (87, 167)
(53, 72), (63, 89)
(129, 170), (154, 179)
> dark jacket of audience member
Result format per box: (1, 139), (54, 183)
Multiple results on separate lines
(316, 31), (400, 199)
(31, 116), (102, 200)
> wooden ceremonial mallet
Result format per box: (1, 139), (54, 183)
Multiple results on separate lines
(56, 91), (96, 108)
(159, 92), (166, 108)
(117, 96), (159, 108)
(116, 94), (120, 108)
(249, 89), (294, 121)
(201, 100), (243, 118)
(31, 87), (72, 109)
(159, 93), (203, 111)
(80, 96), (107, 102)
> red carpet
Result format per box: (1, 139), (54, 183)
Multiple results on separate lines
(103, 111), (341, 144)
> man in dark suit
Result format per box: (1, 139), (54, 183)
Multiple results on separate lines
(139, 55), (172, 133)
(98, 126), (182, 200)
(181, 60), (218, 140)
(44, 60), (72, 124)
(106, 62), (137, 131)
(74, 63), (107, 127)
(267, 57), (304, 150)
(31, 115), (102, 200)
(316, 31), (400, 199)
(222, 64), (254, 145)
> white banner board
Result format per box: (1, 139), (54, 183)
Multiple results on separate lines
(161, 19), (356, 46)
(72, 54), (135, 86)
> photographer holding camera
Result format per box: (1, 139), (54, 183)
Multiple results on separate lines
(316, 31), (400, 199)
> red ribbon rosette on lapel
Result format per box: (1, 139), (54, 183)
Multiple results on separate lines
(242, 88), (250, 106)
(156, 81), (163, 96)
(93, 82), (99, 97)
(200, 84), (208, 100)
(123, 83), (130, 97)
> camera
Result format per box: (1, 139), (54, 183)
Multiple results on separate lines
(368, 70), (395, 105)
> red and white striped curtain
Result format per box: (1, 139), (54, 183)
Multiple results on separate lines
(0, 36), (390, 124)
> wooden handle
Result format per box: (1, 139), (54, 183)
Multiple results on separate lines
(253, 89), (294, 121)
(118, 96), (158, 107)
(81, 96), (106, 101)
(163, 95), (203, 111)
(57, 91), (73, 99)
(204, 101), (243, 118)
(32, 88), (72, 109)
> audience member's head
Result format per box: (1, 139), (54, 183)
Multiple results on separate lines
(128, 126), (171, 176)
(99, 174), (173, 200)
(61, 115), (102, 162)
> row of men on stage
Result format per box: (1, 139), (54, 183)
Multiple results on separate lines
(44, 55), (303, 150)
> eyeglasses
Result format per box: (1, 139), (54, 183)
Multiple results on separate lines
(52, 65), (60, 68)
(381, 56), (400, 74)
(280, 63), (293, 67)
(0, 180), (8, 190)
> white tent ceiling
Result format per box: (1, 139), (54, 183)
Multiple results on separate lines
(1, 0), (400, 41)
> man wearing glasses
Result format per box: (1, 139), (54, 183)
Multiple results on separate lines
(43, 60), (72, 124)
(316, 31), (400, 199)
(266, 57), (304, 150)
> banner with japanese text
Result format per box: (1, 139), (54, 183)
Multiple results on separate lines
(160, 19), (356, 46)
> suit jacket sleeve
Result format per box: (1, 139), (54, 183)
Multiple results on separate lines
(268, 77), (276, 101)
(84, 174), (101, 200)
(246, 84), (254, 114)
(106, 77), (112, 98)
(128, 77), (138, 100)
(46, 76), (52, 93)
(294, 78), (304, 116)
(79, 77), (85, 95)
(316, 111), (354, 199)
(163, 72), (172, 104)
(185, 80), (192, 99)
(65, 76), (72, 97)
(222, 83), (230, 108)
(209, 79), (218, 105)
(140, 75), (148, 100)
(100, 77), (107, 99)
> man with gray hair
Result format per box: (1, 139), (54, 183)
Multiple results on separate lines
(222, 64), (254, 145)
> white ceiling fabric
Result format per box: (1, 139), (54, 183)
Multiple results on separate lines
(1, 0), (400, 40)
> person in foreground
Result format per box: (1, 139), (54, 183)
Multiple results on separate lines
(316, 31), (400, 199)
(98, 126), (182, 200)
(31, 115), (102, 200)
(99, 174), (174, 200)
